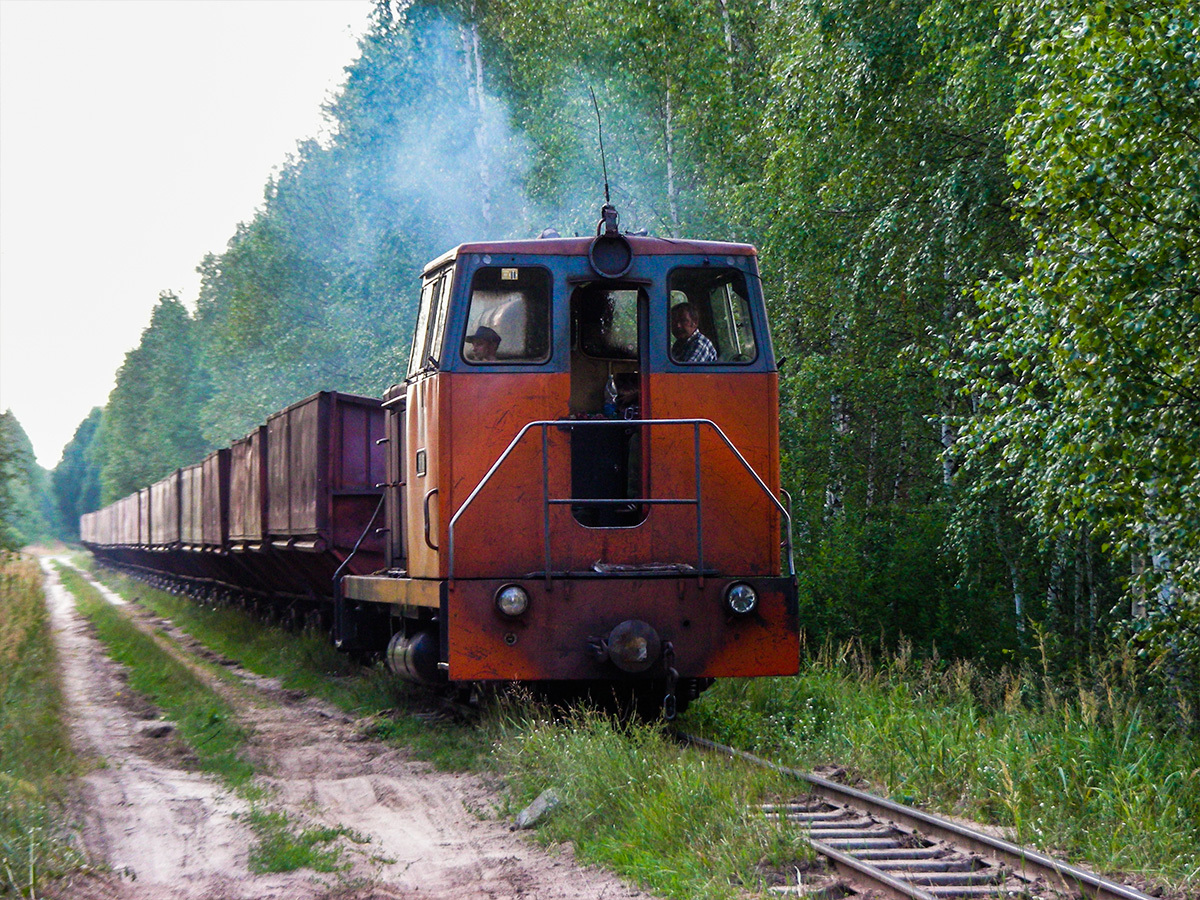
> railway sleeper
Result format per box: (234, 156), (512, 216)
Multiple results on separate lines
(810, 827), (903, 841)
(872, 859), (984, 873)
(924, 888), (1025, 898)
(822, 837), (908, 851)
(854, 848), (948, 861)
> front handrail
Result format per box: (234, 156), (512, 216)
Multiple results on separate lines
(446, 418), (795, 584)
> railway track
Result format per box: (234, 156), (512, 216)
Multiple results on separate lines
(675, 732), (1154, 900)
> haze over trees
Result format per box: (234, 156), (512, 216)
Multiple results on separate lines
(44, 0), (1198, 694)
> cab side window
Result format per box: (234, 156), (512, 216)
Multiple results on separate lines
(667, 268), (757, 365)
(407, 270), (450, 378)
(462, 267), (552, 364)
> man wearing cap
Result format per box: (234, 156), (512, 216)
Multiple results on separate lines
(466, 326), (501, 362)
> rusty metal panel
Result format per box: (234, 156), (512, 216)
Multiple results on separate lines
(137, 489), (148, 547)
(180, 463), (203, 547)
(151, 471), (180, 546)
(288, 392), (326, 537)
(447, 576), (799, 681)
(114, 498), (124, 545)
(334, 394), (387, 492)
(202, 449), (230, 548)
(267, 410), (291, 535)
(138, 489), (151, 545)
(127, 494), (139, 546)
(128, 494), (139, 546)
(230, 427), (266, 543)
(117, 495), (131, 546)
(329, 392), (386, 557)
(263, 391), (384, 566)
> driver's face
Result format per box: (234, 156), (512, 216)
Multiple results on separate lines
(671, 310), (696, 342)
(469, 339), (498, 360)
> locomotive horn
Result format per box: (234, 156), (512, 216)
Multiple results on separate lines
(589, 203), (633, 278)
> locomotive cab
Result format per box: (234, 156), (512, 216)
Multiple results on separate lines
(342, 222), (799, 714)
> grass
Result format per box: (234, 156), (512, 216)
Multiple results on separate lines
(682, 637), (1200, 892)
(85, 564), (811, 897)
(79, 561), (1199, 896)
(243, 809), (359, 874)
(0, 552), (83, 897)
(495, 703), (812, 899)
(56, 563), (254, 786)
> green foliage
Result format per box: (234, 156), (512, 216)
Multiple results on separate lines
(51, 407), (103, 540)
(87, 0), (1199, 687)
(0, 555), (82, 895)
(755, 0), (1027, 656)
(0, 412), (59, 549)
(951, 0), (1200, 684)
(99, 293), (212, 503)
(196, 4), (536, 446)
(496, 707), (810, 898)
(685, 643), (1200, 890)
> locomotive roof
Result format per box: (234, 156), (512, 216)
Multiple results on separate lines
(422, 234), (757, 277)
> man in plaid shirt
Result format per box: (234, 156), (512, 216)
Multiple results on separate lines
(670, 302), (718, 363)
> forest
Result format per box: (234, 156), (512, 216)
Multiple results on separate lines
(6, 0), (1197, 700)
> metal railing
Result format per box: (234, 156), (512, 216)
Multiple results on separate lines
(447, 418), (795, 585)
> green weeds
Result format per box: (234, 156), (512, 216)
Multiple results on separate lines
(684, 639), (1200, 891)
(243, 809), (358, 874)
(496, 706), (811, 899)
(0, 553), (82, 896)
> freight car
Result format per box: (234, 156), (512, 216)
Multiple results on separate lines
(83, 206), (800, 717)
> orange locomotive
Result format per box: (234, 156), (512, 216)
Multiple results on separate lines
(82, 207), (799, 717)
(341, 207), (799, 715)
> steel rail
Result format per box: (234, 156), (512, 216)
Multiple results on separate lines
(676, 731), (1154, 900)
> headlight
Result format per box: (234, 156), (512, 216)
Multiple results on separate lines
(725, 582), (758, 615)
(495, 584), (530, 617)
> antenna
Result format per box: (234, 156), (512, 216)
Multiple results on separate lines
(589, 85), (611, 205)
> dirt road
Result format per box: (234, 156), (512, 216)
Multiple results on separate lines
(41, 559), (654, 900)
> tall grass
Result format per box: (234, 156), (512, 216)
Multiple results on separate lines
(684, 638), (1200, 890)
(496, 705), (811, 900)
(0, 554), (82, 896)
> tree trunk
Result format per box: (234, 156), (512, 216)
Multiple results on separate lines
(462, 13), (492, 233)
(664, 84), (680, 237)
(716, 0), (734, 80)
(993, 516), (1026, 639)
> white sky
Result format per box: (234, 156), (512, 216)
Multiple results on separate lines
(0, 0), (374, 467)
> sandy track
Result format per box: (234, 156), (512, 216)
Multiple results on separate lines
(41, 560), (654, 900)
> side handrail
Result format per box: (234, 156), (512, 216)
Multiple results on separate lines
(446, 418), (794, 583)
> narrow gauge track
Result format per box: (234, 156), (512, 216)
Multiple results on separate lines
(675, 732), (1154, 900)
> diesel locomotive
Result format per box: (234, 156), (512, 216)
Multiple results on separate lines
(82, 206), (799, 716)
